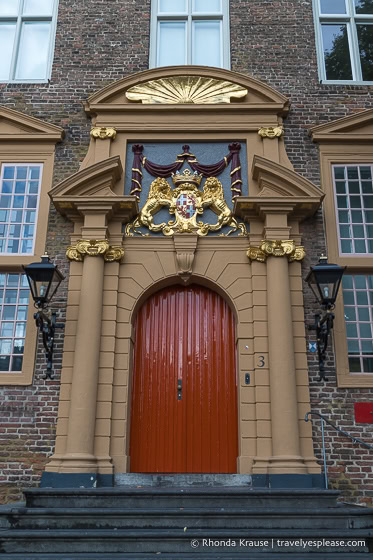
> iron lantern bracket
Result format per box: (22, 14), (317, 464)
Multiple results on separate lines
(34, 309), (65, 380)
(308, 307), (335, 382)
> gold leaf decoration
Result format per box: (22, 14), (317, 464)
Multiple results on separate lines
(126, 76), (248, 105)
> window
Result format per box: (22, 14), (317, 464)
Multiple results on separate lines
(333, 164), (373, 254)
(0, 164), (42, 254)
(150, 0), (230, 68)
(0, 0), (58, 83)
(0, 273), (29, 372)
(342, 274), (373, 374)
(314, 0), (373, 83)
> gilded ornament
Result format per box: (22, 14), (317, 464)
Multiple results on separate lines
(261, 239), (296, 257)
(66, 245), (83, 262)
(258, 126), (284, 139)
(247, 240), (306, 262)
(66, 239), (124, 263)
(289, 245), (306, 262)
(90, 127), (117, 140)
(126, 76), (248, 105)
(247, 247), (267, 262)
(76, 239), (110, 257)
(104, 246), (125, 262)
(125, 172), (247, 238)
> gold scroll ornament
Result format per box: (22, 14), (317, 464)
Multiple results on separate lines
(247, 240), (305, 262)
(66, 239), (124, 262)
(90, 127), (117, 140)
(258, 126), (284, 138)
(126, 76), (248, 104)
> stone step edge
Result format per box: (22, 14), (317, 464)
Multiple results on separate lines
(25, 488), (340, 496)
(1, 528), (372, 538)
(3, 506), (373, 517)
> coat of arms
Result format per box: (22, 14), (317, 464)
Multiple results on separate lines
(126, 168), (247, 237)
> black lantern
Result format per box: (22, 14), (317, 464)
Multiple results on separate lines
(23, 254), (65, 379)
(305, 255), (346, 308)
(23, 253), (64, 308)
(305, 255), (346, 382)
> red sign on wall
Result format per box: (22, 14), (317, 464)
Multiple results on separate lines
(354, 403), (373, 424)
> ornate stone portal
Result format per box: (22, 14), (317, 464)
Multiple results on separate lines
(44, 67), (323, 484)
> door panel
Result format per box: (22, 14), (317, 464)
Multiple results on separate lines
(129, 285), (238, 473)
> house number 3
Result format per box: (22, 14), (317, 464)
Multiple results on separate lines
(257, 355), (265, 368)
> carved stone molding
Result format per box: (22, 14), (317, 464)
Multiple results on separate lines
(247, 240), (306, 262)
(173, 234), (198, 283)
(258, 126), (284, 138)
(90, 127), (117, 140)
(66, 239), (124, 262)
(126, 76), (248, 105)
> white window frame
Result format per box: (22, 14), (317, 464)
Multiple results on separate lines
(150, 0), (230, 69)
(333, 164), (373, 256)
(0, 0), (59, 84)
(313, 0), (373, 84)
(0, 163), (42, 255)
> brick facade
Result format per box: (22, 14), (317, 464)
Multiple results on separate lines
(0, 0), (372, 505)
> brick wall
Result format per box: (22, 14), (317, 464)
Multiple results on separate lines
(0, 0), (372, 504)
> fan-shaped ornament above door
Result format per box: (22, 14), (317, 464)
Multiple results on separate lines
(125, 76), (248, 104)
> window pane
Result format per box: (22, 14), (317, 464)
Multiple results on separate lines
(0, 23), (16, 81)
(159, 0), (186, 12)
(23, 0), (54, 14)
(320, 0), (346, 12)
(193, 21), (222, 67)
(321, 24), (353, 80)
(15, 22), (51, 80)
(193, 0), (221, 12)
(357, 25), (373, 81)
(158, 22), (186, 66)
(0, 0), (19, 15)
(355, 0), (373, 13)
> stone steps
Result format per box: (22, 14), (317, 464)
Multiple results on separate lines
(0, 486), (372, 557)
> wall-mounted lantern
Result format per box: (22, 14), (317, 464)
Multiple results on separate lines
(305, 255), (346, 381)
(23, 254), (65, 379)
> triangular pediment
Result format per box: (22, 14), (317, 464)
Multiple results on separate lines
(310, 108), (373, 141)
(0, 106), (63, 141)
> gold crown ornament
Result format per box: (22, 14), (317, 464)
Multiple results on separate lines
(172, 168), (203, 187)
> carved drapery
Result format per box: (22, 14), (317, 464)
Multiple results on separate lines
(130, 143), (243, 200)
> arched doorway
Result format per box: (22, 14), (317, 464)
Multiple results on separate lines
(129, 284), (238, 473)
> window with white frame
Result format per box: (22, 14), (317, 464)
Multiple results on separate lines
(333, 164), (373, 254)
(150, 0), (230, 68)
(0, 273), (29, 372)
(314, 0), (373, 83)
(0, 0), (58, 82)
(342, 274), (373, 373)
(0, 164), (42, 254)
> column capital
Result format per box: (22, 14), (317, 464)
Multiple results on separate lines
(247, 240), (306, 262)
(66, 239), (124, 262)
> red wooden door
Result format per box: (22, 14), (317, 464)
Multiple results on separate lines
(129, 285), (238, 473)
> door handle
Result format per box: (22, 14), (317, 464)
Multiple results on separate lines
(177, 379), (182, 401)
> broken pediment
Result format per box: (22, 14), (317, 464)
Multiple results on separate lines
(50, 156), (138, 222)
(310, 108), (373, 142)
(234, 156), (324, 222)
(0, 106), (63, 142)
